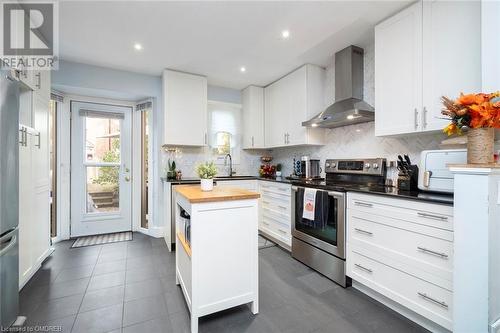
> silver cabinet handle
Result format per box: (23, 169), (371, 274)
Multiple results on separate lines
(417, 246), (448, 259)
(286, 133), (290, 144)
(354, 228), (373, 236)
(35, 72), (41, 89)
(263, 221), (270, 226)
(262, 200), (270, 205)
(251, 136), (254, 147)
(34, 132), (41, 149)
(354, 201), (373, 208)
(284, 133), (287, 144)
(417, 212), (448, 221)
(422, 106), (428, 129)
(277, 228), (287, 234)
(417, 292), (448, 309)
(414, 108), (419, 130)
(354, 263), (373, 273)
(19, 127), (27, 146)
(423, 171), (432, 188)
(277, 205), (288, 210)
(204, 133), (207, 145)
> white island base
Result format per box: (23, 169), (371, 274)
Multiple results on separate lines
(174, 186), (260, 333)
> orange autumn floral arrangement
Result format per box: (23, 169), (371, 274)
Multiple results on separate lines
(441, 92), (500, 135)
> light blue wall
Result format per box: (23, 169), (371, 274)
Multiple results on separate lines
(208, 85), (241, 104)
(52, 60), (162, 101)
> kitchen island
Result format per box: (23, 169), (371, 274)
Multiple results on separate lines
(174, 185), (260, 333)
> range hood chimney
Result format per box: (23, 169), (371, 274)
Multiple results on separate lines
(302, 45), (374, 128)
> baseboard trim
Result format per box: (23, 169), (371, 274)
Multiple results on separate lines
(352, 281), (451, 333)
(19, 247), (55, 290)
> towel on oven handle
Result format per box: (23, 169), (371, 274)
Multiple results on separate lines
(302, 188), (317, 220)
(296, 188), (330, 229)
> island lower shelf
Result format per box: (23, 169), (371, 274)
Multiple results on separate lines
(174, 186), (260, 333)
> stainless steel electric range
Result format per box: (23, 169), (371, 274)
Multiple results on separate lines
(291, 158), (387, 287)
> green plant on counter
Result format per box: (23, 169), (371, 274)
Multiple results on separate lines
(196, 161), (218, 179)
(166, 159), (176, 179)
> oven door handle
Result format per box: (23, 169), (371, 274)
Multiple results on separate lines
(291, 185), (344, 199)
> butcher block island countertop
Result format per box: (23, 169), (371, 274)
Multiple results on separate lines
(174, 185), (259, 333)
(175, 185), (260, 203)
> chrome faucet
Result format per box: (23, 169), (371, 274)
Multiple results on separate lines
(224, 153), (233, 177)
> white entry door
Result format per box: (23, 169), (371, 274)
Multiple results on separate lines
(71, 102), (132, 237)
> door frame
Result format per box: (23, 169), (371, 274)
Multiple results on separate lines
(56, 94), (139, 239)
(70, 101), (133, 237)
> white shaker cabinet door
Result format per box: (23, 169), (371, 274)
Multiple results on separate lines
(422, 0), (481, 132)
(242, 86), (265, 149)
(375, 2), (423, 136)
(163, 70), (207, 146)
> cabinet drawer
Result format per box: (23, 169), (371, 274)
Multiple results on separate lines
(348, 193), (453, 231)
(348, 251), (452, 330)
(261, 199), (290, 217)
(349, 214), (453, 286)
(259, 181), (291, 197)
(260, 222), (291, 246)
(261, 214), (290, 236)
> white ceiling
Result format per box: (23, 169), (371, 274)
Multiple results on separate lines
(59, 1), (411, 89)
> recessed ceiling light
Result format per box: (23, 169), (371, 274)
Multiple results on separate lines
(281, 30), (290, 39)
(133, 43), (143, 51)
(356, 128), (362, 133)
(240, 66), (246, 73)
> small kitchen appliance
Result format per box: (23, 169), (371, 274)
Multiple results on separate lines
(300, 156), (322, 180)
(418, 149), (467, 193)
(291, 158), (386, 287)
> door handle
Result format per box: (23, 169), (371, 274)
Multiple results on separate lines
(35, 132), (41, 149)
(414, 108), (419, 130)
(422, 106), (428, 129)
(0, 234), (17, 257)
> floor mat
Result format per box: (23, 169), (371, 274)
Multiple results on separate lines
(259, 234), (276, 250)
(71, 231), (132, 248)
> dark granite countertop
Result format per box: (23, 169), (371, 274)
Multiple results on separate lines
(161, 176), (453, 205)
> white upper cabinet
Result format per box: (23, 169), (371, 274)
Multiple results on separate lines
(421, 0), (481, 132)
(242, 86), (265, 149)
(264, 64), (325, 148)
(375, 0), (481, 136)
(375, 2), (422, 136)
(163, 69), (208, 146)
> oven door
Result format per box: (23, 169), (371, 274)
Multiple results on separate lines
(291, 186), (345, 259)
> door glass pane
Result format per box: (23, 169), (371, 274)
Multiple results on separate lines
(86, 166), (120, 213)
(85, 117), (121, 163)
(294, 190), (338, 246)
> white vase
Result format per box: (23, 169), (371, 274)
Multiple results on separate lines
(200, 178), (214, 191)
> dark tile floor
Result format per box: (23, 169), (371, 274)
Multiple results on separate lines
(20, 233), (427, 333)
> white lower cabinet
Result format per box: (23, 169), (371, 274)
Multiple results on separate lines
(258, 181), (292, 248)
(347, 192), (454, 331)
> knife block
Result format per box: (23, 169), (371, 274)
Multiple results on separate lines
(397, 165), (419, 191)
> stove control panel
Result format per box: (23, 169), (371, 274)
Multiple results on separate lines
(325, 158), (386, 176)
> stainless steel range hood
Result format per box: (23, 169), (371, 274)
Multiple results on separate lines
(302, 45), (374, 128)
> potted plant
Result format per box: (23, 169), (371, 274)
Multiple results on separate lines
(166, 159), (177, 180)
(441, 92), (500, 164)
(196, 161), (218, 191)
(275, 163), (282, 177)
